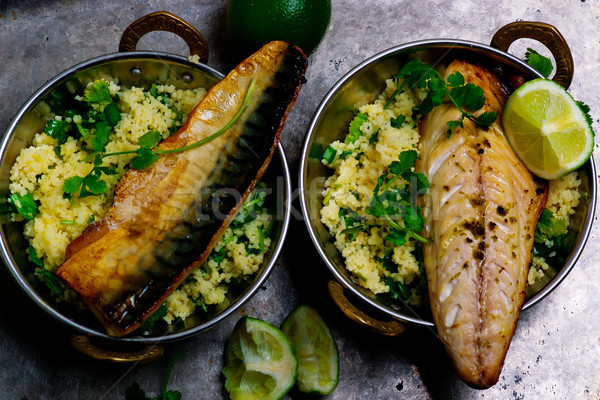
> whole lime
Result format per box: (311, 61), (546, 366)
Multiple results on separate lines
(226, 0), (331, 55)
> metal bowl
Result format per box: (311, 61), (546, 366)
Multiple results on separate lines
(0, 14), (292, 348)
(299, 22), (596, 330)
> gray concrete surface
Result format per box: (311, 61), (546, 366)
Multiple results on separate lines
(1, 0), (599, 399)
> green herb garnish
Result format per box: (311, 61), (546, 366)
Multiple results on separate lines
(339, 207), (369, 241)
(8, 192), (38, 220)
(525, 48), (553, 78)
(83, 80), (112, 107)
(533, 209), (569, 262)
(34, 268), (64, 297)
(383, 276), (411, 301)
(27, 245), (43, 267)
(103, 102), (121, 127)
(384, 60), (498, 137)
(365, 150), (429, 245)
(322, 145), (338, 165)
(43, 118), (70, 144)
(345, 112), (368, 144)
(138, 303), (168, 333)
(390, 114), (406, 129)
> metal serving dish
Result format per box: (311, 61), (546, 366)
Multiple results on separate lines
(299, 21), (596, 332)
(0, 12), (292, 353)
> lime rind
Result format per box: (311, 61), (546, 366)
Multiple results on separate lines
(281, 305), (339, 395)
(223, 317), (298, 400)
(503, 78), (594, 180)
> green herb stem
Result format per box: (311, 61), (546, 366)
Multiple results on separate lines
(162, 351), (181, 400)
(409, 231), (428, 243)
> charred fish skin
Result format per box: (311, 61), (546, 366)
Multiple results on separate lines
(57, 42), (308, 336)
(416, 60), (547, 388)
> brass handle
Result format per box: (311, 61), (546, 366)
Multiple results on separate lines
(328, 280), (405, 336)
(490, 21), (573, 89)
(71, 335), (164, 363)
(119, 10), (209, 63)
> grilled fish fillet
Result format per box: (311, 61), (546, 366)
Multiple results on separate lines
(57, 41), (307, 337)
(415, 60), (547, 388)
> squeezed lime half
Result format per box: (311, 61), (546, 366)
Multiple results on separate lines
(223, 316), (298, 400)
(281, 305), (339, 395)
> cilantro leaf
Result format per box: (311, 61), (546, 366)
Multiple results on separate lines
(534, 209), (568, 243)
(385, 229), (408, 246)
(446, 120), (462, 137)
(418, 78), (446, 114)
(376, 249), (395, 272)
(388, 150), (418, 175)
(390, 114), (406, 128)
(63, 176), (85, 196)
(366, 150), (429, 244)
(346, 112), (368, 144)
(131, 147), (161, 170)
(474, 111), (498, 126)
(525, 48), (553, 78)
(8, 192), (38, 220)
(403, 204), (425, 232)
(397, 60), (438, 89)
(451, 83), (485, 111)
(43, 118), (69, 144)
(138, 303), (167, 332)
(34, 268), (64, 297)
(126, 382), (148, 400)
(383, 276), (411, 301)
(83, 80), (112, 107)
(82, 173), (108, 196)
(139, 131), (163, 149)
(94, 166), (118, 176)
(576, 100), (594, 128)
(103, 102), (121, 127)
(401, 171), (430, 194)
(91, 121), (111, 153)
(446, 71), (465, 87)
(27, 245), (43, 267)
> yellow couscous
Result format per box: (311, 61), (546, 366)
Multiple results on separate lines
(9, 78), (273, 326)
(320, 76), (582, 305)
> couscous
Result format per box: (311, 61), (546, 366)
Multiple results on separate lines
(8, 78), (274, 328)
(320, 75), (581, 307)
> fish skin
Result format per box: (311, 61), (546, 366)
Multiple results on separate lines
(57, 41), (307, 337)
(416, 60), (547, 388)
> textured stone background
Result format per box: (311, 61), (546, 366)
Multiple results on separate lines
(0, 0), (599, 399)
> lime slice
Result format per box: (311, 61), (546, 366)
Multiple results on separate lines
(223, 316), (298, 400)
(280, 305), (339, 395)
(503, 78), (594, 180)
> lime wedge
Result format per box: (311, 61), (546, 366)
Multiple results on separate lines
(503, 78), (594, 180)
(280, 305), (339, 395)
(222, 316), (298, 400)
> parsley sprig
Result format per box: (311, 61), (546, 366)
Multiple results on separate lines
(384, 60), (498, 137)
(365, 150), (429, 246)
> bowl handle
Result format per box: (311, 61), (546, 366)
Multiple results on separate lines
(328, 280), (405, 336)
(490, 21), (573, 89)
(70, 334), (164, 363)
(119, 10), (209, 63)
